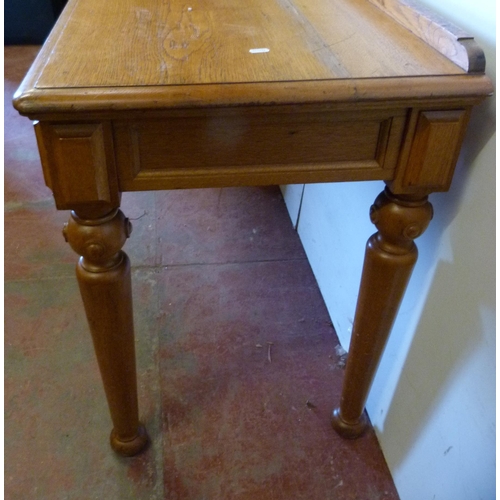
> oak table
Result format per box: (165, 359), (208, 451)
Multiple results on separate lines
(14, 0), (492, 456)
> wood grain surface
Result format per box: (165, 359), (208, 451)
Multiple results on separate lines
(366, 0), (486, 72)
(33, 0), (463, 90)
(113, 107), (407, 191)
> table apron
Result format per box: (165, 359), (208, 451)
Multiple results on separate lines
(33, 105), (471, 211)
(113, 108), (407, 190)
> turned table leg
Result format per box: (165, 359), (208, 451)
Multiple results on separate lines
(332, 188), (433, 438)
(63, 208), (149, 456)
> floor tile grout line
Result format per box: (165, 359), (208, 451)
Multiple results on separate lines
(4, 258), (308, 283)
(152, 190), (167, 497)
(5, 275), (77, 283)
(153, 191), (160, 268)
(154, 267), (167, 497)
(4, 199), (56, 212)
(132, 256), (309, 270)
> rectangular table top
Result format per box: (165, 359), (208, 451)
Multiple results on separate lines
(14, 0), (492, 116)
(35, 0), (464, 88)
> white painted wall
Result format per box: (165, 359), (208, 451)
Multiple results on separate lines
(282, 1), (496, 498)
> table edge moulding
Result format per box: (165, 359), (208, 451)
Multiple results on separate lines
(13, 0), (493, 457)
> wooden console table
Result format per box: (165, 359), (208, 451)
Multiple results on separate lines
(14, 0), (492, 456)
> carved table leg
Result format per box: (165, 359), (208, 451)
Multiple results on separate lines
(63, 208), (149, 456)
(332, 187), (433, 438)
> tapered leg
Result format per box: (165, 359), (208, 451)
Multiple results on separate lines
(332, 188), (433, 438)
(63, 208), (149, 456)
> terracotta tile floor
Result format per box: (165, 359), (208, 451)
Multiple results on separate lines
(5, 45), (400, 500)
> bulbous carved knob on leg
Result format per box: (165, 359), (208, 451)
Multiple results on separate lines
(62, 209), (133, 272)
(332, 188), (433, 439)
(368, 188), (434, 255)
(63, 208), (148, 456)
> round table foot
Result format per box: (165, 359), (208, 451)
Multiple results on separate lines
(331, 408), (368, 439)
(110, 424), (149, 457)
